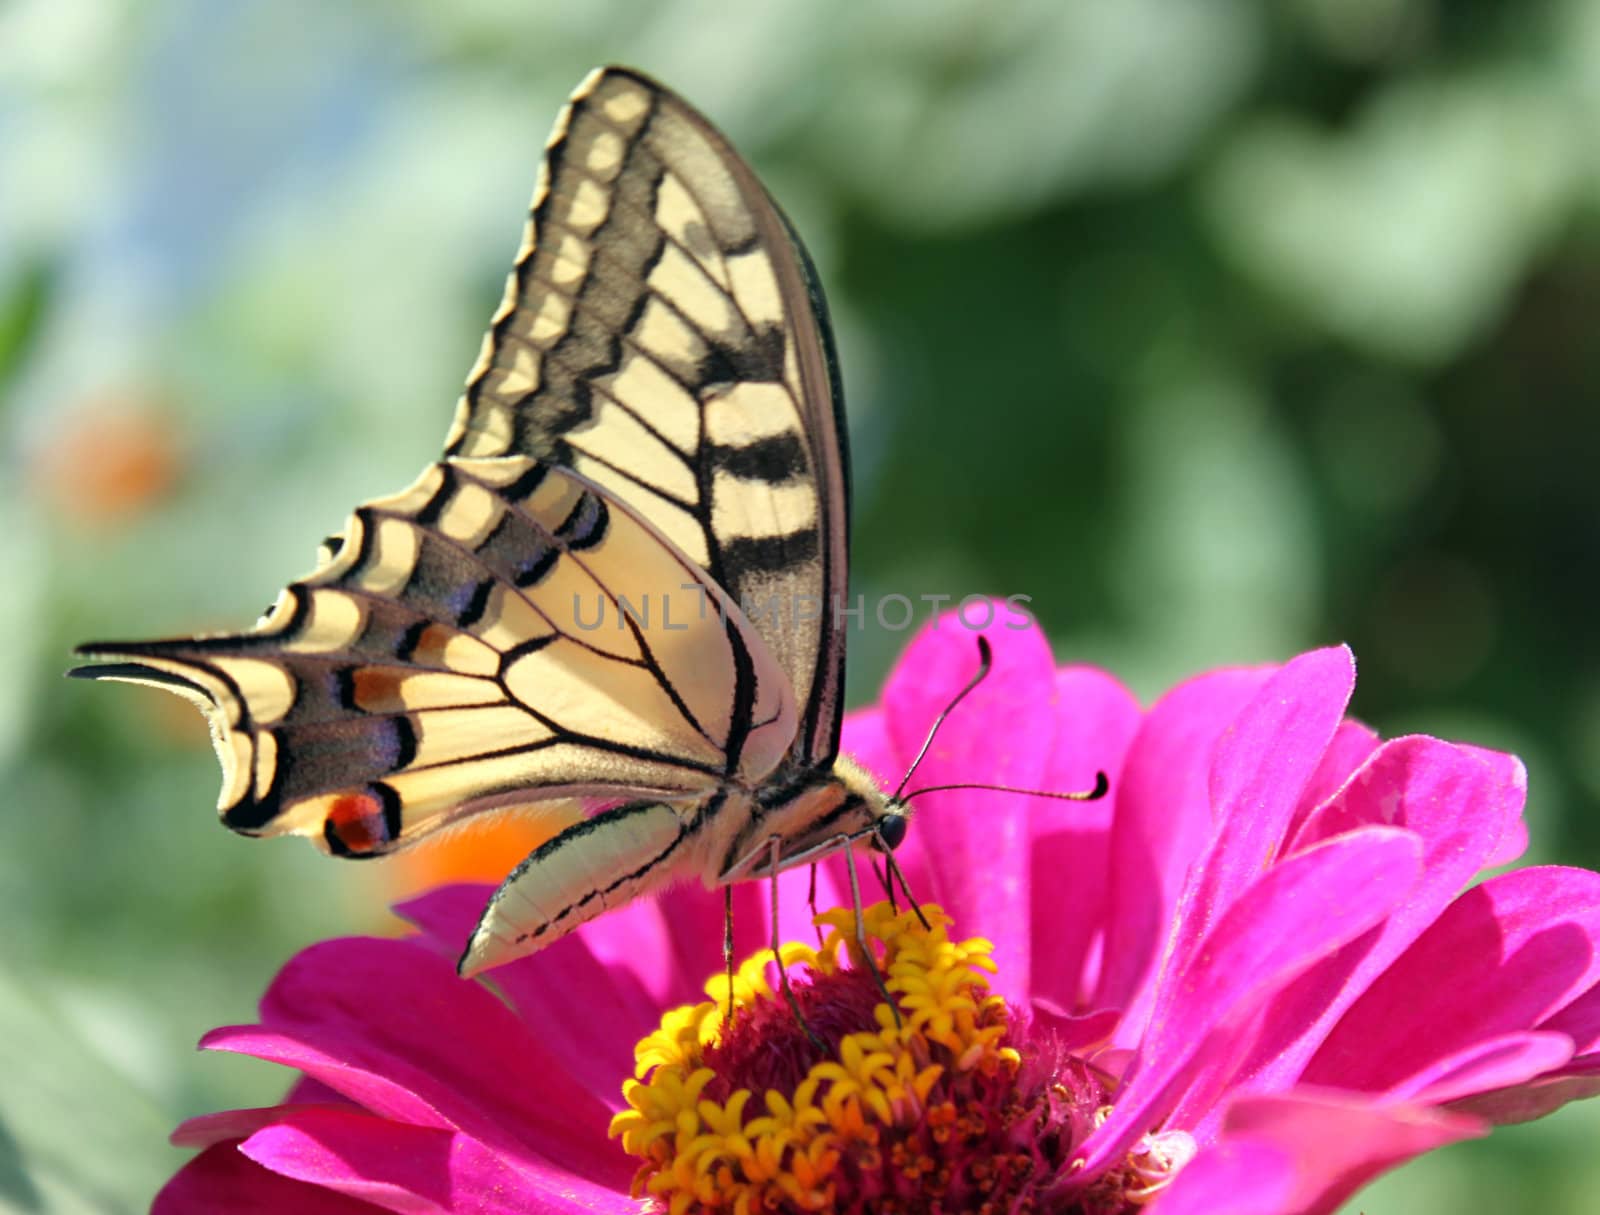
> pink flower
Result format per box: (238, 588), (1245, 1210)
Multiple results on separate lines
(155, 612), (1600, 1214)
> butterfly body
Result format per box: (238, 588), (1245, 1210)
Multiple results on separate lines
(463, 756), (890, 974)
(720, 753), (888, 881)
(73, 66), (890, 976)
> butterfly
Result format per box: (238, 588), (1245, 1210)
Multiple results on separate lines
(71, 66), (911, 979)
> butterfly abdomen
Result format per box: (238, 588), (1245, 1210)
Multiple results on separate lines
(460, 795), (709, 976)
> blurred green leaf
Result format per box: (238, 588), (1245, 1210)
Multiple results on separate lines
(1204, 71), (1580, 362)
(0, 261), (53, 402)
(0, 967), (179, 1214)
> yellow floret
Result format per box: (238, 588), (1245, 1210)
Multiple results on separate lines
(611, 902), (1021, 1213)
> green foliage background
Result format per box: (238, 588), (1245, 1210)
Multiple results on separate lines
(4, 1), (1600, 1210)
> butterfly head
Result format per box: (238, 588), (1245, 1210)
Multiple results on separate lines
(869, 805), (908, 852)
(866, 637), (1110, 857)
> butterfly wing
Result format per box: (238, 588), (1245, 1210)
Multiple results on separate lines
(458, 798), (697, 975)
(445, 66), (851, 766)
(73, 457), (796, 857)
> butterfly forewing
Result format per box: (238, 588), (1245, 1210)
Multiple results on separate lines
(446, 67), (850, 766)
(75, 458), (795, 857)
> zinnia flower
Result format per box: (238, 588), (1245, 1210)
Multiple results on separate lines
(155, 612), (1600, 1214)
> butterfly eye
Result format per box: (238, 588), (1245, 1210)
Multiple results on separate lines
(873, 812), (908, 852)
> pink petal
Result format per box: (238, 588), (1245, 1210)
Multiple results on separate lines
(1542, 979), (1600, 1054)
(1382, 1031), (1573, 1106)
(1180, 1090), (1484, 1215)
(573, 882), (727, 1008)
(1029, 665), (1142, 1014)
(1486, 817), (1530, 869)
(289, 1075), (354, 1104)
(880, 606), (1058, 999)
(1448, 1059), (1600, 1125)
(1141, 1139), (1297, 1215)
(1097, 665), (1276, 1022)
(242, 1108), (635, 1215)
(200, 1027), (446, 1128)
(1152, 648), (1356, 1030)
(153, 1141), (388, 1214)
(1292, 737), (1524, 855)
(1286, 719), (1380, 842)
(391, 883), (488, 957)
(1182, 735), (1527, 1131)
(1028, 1005), (1124, 1054)
(1462, 745), (1529, 869)
(396, 884), (654, 1106)
(207, 936), (631, 1188)
(1042, 666), (1142, 805)
(173, 1104), (343, 1150)
(1078, 827), (1422, 1177)
(1305, 865), (1600, 1092)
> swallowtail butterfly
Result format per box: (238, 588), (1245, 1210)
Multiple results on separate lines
(74, 67), (910, 977)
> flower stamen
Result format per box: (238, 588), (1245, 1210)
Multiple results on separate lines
(609, 901), (1130, 1213)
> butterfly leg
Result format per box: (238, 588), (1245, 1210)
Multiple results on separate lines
(841, 841), (902, 1030)
(771, 837), (824, 1050)
(807, 863), (826, 946)
(871, 856), (896, 912)
(879, 846), (929, 931)
(723, 884), (735, 1029)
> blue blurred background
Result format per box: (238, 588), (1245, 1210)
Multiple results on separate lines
(5, 1), (1600, 1210)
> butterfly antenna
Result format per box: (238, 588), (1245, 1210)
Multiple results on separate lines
(892, 636), (995, 802)
(899, 771), (1110, 805)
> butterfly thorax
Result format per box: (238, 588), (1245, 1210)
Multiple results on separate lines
(705, 754), (890, 886)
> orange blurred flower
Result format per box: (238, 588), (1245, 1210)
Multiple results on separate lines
(33, 394), (182, 525)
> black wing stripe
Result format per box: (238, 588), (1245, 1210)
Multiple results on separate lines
(707, 433), (808, 484)
(720, 528), (821, 577)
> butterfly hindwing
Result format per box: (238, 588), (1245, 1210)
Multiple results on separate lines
(445, 66), (851, 767)
(74, 458), (796, 858)
(459, 798), (696, 975)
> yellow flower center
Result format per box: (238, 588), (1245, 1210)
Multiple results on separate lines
(610, 901), (1074, 1214)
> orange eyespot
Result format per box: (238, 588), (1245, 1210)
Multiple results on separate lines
(325, 792), (387, 856)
